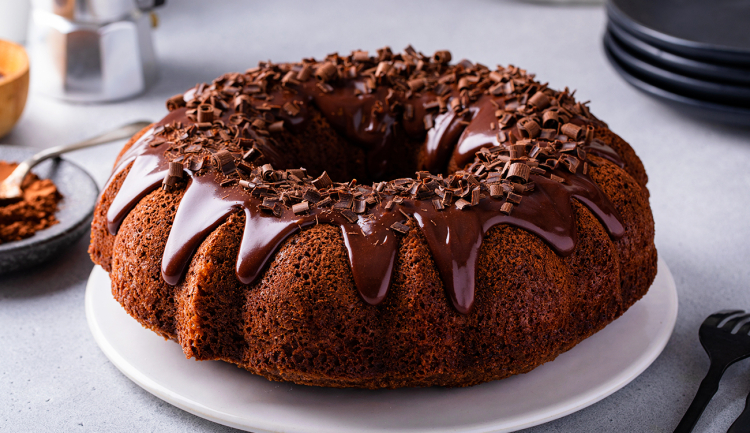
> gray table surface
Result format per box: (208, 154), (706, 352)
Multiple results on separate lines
(2, 1), (750, 431)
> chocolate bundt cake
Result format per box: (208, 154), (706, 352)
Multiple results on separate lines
(89, 46), (656, 389)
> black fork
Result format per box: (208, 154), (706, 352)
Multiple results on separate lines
(728, 390), (750, 433)
(675, 310), (750, 433)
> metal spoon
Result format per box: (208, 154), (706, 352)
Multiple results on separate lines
(0, 121), (152, 204)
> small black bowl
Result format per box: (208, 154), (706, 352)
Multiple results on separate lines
(0, 146), (98, 274)
(603, 38), (750, 127)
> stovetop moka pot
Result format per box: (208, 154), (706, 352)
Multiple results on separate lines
(29, 0), (165, 102)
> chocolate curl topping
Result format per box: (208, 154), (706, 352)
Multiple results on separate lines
(352, 50), (369, 62)
(489, 71), (504, 83)
(292, 201), (310, 215)
(528, 91), (550, 110)
(507, 163), (530, 183)
(282, 102), (300, 116)
(542, 110), (559, 129)
(433, 50), (452, 64)
(390, 221), (410, 234)
(500, 202), (513, 215)
(408, 78), (425, 91)
(261, 164), (275, 181)
(213, 150), (236, 175)
(243, 147), (260, 162)
(518, 120), (541, 139)
(198, 104), (214, 123)
(166, 94), (186, 111)
(315, 62), (338, 82)
(561, 123), (583, 140)
(268, 120), (285, 133)
(162, 162), (184, 191)
(375, 61), (391, 78)
(509, 144), (527, 159)
(281, 71), (299, 86)
(297, 64), (313, 81)
(168, 161), (183, 178)
(312, 171), (332, 189)
(584, 125), (595, 144)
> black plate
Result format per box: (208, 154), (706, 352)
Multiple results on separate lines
(0, 146), (98, 274)
(604, 31), (750, 106)
(607, 0), (750, 66)
(604, 39), (750, 126)
(608, 20), (750, 85)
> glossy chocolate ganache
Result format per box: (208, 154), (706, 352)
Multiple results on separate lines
(104, 46), (625, 314)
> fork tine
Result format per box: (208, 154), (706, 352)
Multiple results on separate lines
(722, 313), (750, 332)
(704, 310), (745, 328)
(738, 318), (750, 336)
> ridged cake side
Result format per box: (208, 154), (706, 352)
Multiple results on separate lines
(89, 124), (656, 388)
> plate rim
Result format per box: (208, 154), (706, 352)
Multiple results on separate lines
(86, 258), (678, 433)
(606, 20), (750, 85)
(607, 1), (750, 64)
(603, 38), (750, 125)
(603, 32), (750, 104)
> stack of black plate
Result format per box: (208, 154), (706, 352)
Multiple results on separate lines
(604, 0), (750, 125)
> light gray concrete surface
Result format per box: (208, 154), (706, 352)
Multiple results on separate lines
(2, 0), (750, 431)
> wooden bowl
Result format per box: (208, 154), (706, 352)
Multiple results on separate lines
(0, 40), (29, 139)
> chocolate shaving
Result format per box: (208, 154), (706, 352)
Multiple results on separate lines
(433, 50), (452, 64)
(198, 104), (214, 123)
(528, 91), (550, 110)
(507, 163), (530, 182)
(312, 171), (333, 189)
(243, 147), (260, 162)
(408, 78), (425, 91)
(261, 163), (275, 181)
(500, 202), (513, 215)
(455, 198), (471, 210)
(518, 120), (541, 139)
(166, 94), (186, 111)
(268, 120), (285, 133)
(292, 201), (310, 214)
(442, 190), (453, 206)
(542, 110), (559, 129)
(340, 209), (359, 223)
(238, 179), (255, 189)
(297, 64), (313, 81)
(470, 188), (481, 206)
(317, 82), (334, 93)
(213, 150), (236, 175)
(561, 123), (583, 140)
(315, 62), (338, 82)
(507, 192), (522, 204)
(489, 183), (503, 198)
(353, 199), (366, 214)
(390, 221), (410, 234)
(282, 102), (300, 116)
(353, 50), (369, 62)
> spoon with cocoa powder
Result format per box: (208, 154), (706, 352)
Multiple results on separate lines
(0, 121), (151, 204)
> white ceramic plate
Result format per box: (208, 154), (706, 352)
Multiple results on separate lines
(86, 257), (677, 433)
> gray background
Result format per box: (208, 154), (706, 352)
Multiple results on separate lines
(2, 0), (750, 431)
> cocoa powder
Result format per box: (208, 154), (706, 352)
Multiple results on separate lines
(0, 161), (63, 243)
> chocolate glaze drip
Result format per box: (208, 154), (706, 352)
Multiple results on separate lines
(104, 51), (627, 314)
